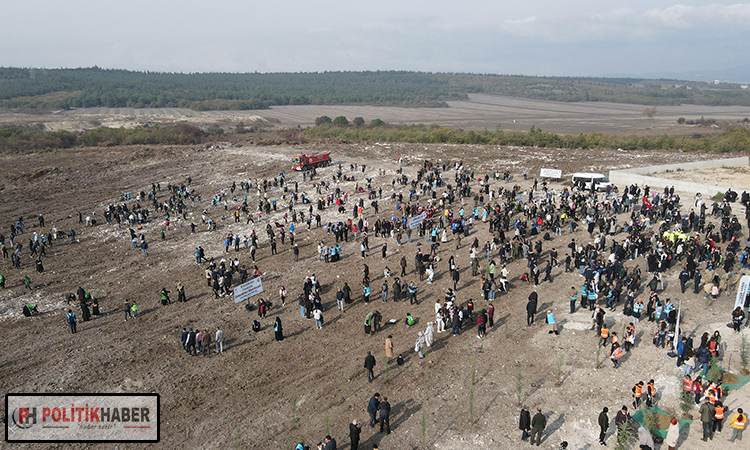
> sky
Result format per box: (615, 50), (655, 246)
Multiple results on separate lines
(2, 1), (749, 79)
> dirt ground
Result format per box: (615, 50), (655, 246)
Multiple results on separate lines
(1, 139), (748, 450)
(653, 166), (750, 191)
(5, 93), (750, 135)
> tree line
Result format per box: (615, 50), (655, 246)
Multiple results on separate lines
(3, 120), (749, 154)
(0, 123), (208, 153)
(305, 121), (750, 153)
(2, 67), (750, 110)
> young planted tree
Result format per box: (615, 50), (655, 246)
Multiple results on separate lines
(555, 354), (565, 386)
(706, 355), (723, 383)
(614, 420), (634, 450)
(338, 370), (348, 403)
(740, 332), (750, 376)
(382, 357), (390, 384)
(514, 367), (523, 406)
(595, 342), (602, 369)
(290, 395), (298, 428)
(469, 356), (476, 424)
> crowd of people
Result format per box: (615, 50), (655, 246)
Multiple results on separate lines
(5, 150), (749, 449)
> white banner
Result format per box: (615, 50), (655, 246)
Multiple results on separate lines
(735, 275), (750, 310)
(233, 277), (263, 304)
(540, 168), (562, 179)
(409, 212), (427, 229)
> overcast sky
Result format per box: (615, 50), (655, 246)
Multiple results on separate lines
(2, 1), (749, 78)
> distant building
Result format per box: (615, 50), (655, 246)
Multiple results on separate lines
(714, 80), (720, 85)
(741, 85), (749, 90)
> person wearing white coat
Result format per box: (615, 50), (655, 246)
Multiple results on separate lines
(665, 418), (680, 450)
(424, 322), (434, 347)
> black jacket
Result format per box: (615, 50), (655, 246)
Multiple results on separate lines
(364, 355), (376, 370)
(349, 422), (361, 440)
(519, 409), (531, 430)
(526, 299), (537, 315)
(378, 400), (391, 418)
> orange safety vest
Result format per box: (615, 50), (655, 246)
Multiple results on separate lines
(611, 347), (623, 359)
(707, 389), (717, 404)
(732, 414), (746, 429)
(683, 378), (692, 392)
(633, 385), (642, 397)
(601, 328), (609, 338)
(715, 406), (724, 419)
(647, 383), (655, 397)
(612, 335), (619, 345)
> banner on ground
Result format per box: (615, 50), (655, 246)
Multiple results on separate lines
(735, 275), (750, 310)
(539, 168), (562, 179)
(233, 277), (263, 304)
(409, 212), (427, 229)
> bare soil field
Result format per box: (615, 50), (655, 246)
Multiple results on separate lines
(653, 166), (750, 190)
(4, 94), (750, 135)
(0, 141), (748, 450)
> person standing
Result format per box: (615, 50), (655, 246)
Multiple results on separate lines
(123, 300), (132, 321)
(729, 408), (745, 442)
(274, 316), (284, 341)
(569, 286), (578, 314)
(527, 291), (538, 326)
(66, 309), (77, 334)
(519, 406), (531, 441)
(699, 397), (715, 441)
(367, 393), (380, 427)
(378, 396), (391, 434)
(337, 287), (345, 311)
(530, 407), (547, 446)
(615, 406), (630, 438)
(313, 307), (323, 329)
(385, 335), (394, 360)
(202, 329), (211, 357)
(364, 351), (376, 382)
(349, 419), (361, 450)
(598, 407), (609, 445)
(665, 417), (680, 449)
(215, 327), (224, 354)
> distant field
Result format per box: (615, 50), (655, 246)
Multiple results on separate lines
(3, 93), (750, 135)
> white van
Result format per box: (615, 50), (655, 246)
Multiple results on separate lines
(571, 173), (613, 192)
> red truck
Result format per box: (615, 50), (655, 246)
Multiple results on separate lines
(291, 152), (331, 171)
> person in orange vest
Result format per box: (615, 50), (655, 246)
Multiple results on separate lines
(646, 379), (656, 408)
(683, 374), (693, 394)
(632, 381), (644, 408)
(610, 343), (623, 368)
(624, 323), (636, 352)
(599, 325), (610, 348)
(610, 332), (620, 355)
(715, 381), (724, 400)
(729, 408), (745, 442)
(713, 400), (725, 434)
(705, 385), (718, 405)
